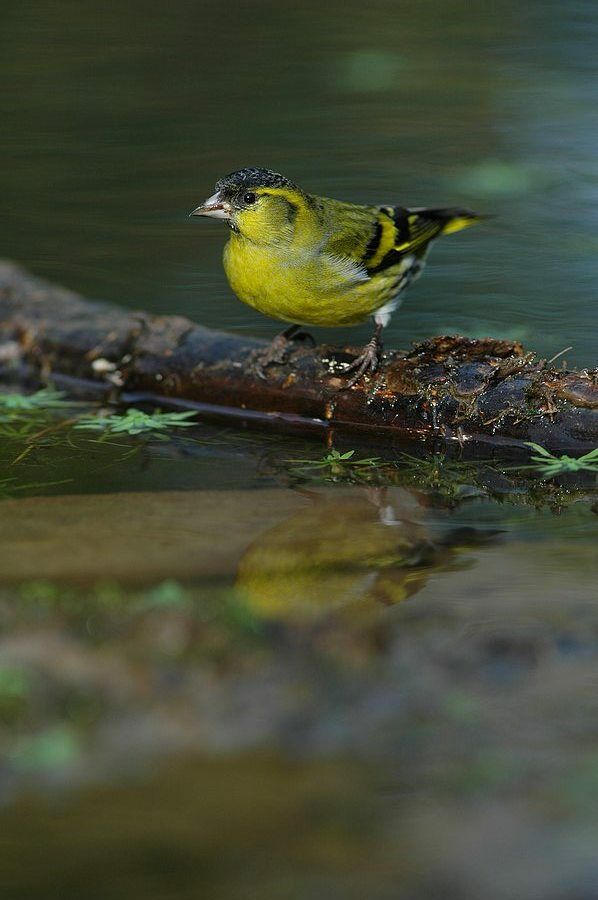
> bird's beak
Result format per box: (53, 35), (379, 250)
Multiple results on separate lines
(189, 192), (231, 220)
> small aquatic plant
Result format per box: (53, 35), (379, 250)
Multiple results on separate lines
(285, 448), (490, 495)
(397, 452), (477, 483)
(74, 408), (197, 436)
(0, 388), (78, 418)
(396, 452), (486, 502)
(517, 443), (598, 479)
(0, 389), (84, 460)
(286, 448), (382, 482)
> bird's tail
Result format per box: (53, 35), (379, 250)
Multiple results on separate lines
(415, 207), (488, 236)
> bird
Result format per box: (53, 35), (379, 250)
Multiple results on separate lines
(190, 167), (483, 387)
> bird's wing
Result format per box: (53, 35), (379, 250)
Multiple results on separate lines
(321, 200), (482, 277)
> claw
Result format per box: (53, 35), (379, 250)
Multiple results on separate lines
(249, 324), (308, 378)
(340, 323), (384, 389)
(343, 345), (380, 388)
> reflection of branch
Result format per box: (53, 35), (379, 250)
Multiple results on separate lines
(1, 262), (596, 453)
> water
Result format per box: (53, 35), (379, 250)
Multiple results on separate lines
(1, 2), (598, 897)
(3, 1), (598, 363)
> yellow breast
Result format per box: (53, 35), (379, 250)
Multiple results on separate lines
(223, 235), (402, 327)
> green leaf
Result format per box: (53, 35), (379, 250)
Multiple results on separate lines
(524, 442), (556, 459)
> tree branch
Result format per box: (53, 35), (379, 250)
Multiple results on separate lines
(0, 260), (596, 452)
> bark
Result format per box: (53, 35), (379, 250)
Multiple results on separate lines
(0, 260), (596, 451)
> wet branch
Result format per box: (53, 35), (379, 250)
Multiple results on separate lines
(0, 260), (596, 452)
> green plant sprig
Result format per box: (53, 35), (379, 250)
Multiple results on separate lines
(514, 443), (598, 478)
(0, 388), (81, 419)
(74, 408), (198, 437)
(285, 449), (383, 482)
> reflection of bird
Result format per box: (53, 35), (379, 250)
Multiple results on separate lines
(235, 490), (497, 623)
(191, 167), (483, 386)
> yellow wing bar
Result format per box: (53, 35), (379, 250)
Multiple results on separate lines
(366, 206), (483, 275)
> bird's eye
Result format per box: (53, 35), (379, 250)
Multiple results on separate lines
(243, 191), (257, 205)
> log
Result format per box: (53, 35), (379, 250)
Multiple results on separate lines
(0, 260), (596, 452)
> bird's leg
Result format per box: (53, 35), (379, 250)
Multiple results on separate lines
(343, 321), (384, 388)
(251, 324), (309, 379)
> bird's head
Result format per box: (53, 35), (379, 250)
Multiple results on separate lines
(190, 167), (311, 245)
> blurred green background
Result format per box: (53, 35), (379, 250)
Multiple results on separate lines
(2, 0), (598, 363)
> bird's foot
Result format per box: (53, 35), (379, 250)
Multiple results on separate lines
(342, 335), (383, 389)
(250, 326), (315, 380)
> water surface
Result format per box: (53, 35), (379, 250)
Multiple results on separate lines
(3, 0), (598, 364)
(1, 2), (598, 897)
